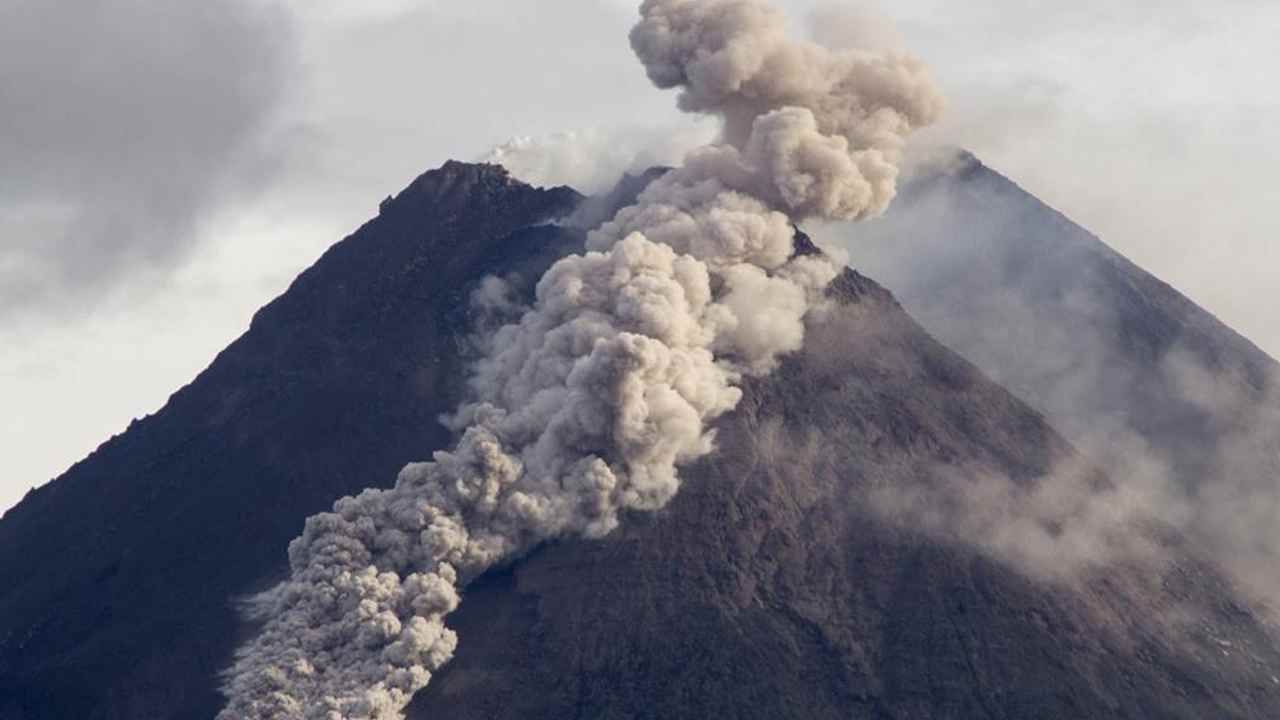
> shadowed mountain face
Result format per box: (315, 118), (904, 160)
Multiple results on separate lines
(0, 163), (582, 719)
(2, 161), (1279, 719)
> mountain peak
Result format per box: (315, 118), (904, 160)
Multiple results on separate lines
(383, 160), (579, 219)
(902, 145), (985, 184)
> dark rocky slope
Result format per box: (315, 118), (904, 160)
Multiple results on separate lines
(0, 163), (581, 720)
(1, 161), (1277, 719)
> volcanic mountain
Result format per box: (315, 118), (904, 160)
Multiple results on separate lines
(2, 159), (1278, 719)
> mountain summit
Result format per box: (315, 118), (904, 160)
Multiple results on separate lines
(2, 160), (1278, 719)
(0, 162), (581, 719)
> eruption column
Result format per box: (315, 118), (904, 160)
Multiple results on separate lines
(219, 1), (941, 717)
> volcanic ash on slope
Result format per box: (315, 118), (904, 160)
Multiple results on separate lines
(218, 1), (941, 717)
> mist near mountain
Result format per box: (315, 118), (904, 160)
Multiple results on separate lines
(818, 149), (1280, 604)
(407, 225), (1280, 719)
(480, 124), (716, 196)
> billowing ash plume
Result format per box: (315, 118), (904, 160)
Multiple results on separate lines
(218, 1), (940, 717)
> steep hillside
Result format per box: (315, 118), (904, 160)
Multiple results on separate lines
(0, 163), (581, 720)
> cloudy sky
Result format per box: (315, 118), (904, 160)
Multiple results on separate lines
(2, 0), (1276, 514)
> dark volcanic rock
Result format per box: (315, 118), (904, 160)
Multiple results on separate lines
(1, 160), (1278, 720)
(0, 162), (582, 720)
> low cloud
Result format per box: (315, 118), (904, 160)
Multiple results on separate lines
(867, 430), (1185, 584)
(817, 152), (1280, 608)
(0, 0), (299, 320)
(481, 123), (716, 195)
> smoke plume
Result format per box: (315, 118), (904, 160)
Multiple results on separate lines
(218, 1), (940, 717)
(479, 124), (716, 195)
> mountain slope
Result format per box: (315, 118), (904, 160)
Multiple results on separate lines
(0, 163), (581, 720)
(826, 150), (1280, 597)
(1, 161), (1277, 719)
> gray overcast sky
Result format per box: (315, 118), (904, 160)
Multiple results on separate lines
(2, 0), (1276, 513)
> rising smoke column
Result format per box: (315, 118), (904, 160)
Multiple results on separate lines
(218, 1), (941, 718)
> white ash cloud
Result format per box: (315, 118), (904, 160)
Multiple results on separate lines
(480, 124), (716, 195)
(629, 0), (942, 176)
(218, 1), (940, 718)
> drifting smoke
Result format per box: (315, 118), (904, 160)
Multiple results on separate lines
(867, 437), (1184, 584)
(817, 148), (1280, 602)
(219, 1), (940, 717)
(479, 124), (716, 195)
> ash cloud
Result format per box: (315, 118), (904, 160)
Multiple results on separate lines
(480, 124), (716, 195)
(863, 354), (1280, 605)
(218, 1), (941, 718)
(805, 1), (906, 54)
(0, 0), (298, 320)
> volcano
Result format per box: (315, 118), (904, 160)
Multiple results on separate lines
(2, 159), (1278, 720)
